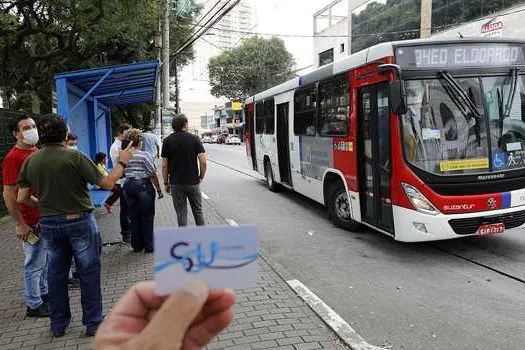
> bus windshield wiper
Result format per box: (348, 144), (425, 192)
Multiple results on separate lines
(503, 68), (519, 120)
(438, 71), (482, 146)
(438, 71), (482, 119)
(496, 68), (519, 138)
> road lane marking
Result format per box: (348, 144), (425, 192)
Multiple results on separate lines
(201, 191), (210, 200)
(287, 279), (385, 350)
(226, 219), (239, 226)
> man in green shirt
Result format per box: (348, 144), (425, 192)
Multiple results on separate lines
(18, 114), (134, 338)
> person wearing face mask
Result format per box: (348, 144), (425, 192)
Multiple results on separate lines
(65, 133), (78, 150)
(2, 114), (49, 317)
(18, 114), (134, 338)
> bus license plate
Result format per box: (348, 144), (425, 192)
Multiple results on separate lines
(476, 223), (505, 236)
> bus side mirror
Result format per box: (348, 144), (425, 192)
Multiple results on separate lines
(389, 80), (407, 115)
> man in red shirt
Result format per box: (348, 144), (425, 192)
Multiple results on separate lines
(2, 114), (49, 317)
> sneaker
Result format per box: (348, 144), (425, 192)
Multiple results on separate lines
(86, 322), (101, 337)
(68, 278), (80, 289)
(41, 294), (48, 303)
(26, 303), (49, 318)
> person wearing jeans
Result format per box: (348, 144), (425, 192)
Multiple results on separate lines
(18, 114), (133, 338)
(39, 213), (101, 333)
(122, 129), (163, 252)
(22, 227), (49, 310)
(2, 114), (48, 318)
(161, 114), (207, 226)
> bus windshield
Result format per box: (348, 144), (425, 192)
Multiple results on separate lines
(400, 72), (525, 176)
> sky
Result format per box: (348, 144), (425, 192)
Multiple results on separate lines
(250, 0), (324, 69)
(180, 0), (329, 110)
(195, 0), (326, 68)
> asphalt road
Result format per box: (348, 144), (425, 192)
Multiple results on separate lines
(200, 143), (525, 350)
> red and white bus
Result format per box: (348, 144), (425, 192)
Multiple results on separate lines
(245, 38), (525, 242)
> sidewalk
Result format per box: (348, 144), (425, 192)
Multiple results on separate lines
(0, 195), (346, 350)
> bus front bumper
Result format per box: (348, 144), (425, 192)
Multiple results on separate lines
(393, 205), (525, 242)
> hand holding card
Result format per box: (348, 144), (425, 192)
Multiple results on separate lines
(154, 225), (259, 295)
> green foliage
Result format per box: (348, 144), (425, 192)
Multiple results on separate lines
(351, 0), (420, 53)
(0, 0), (199, 124)
(351, 0), (525, 53)
(208, 37), (295, 99)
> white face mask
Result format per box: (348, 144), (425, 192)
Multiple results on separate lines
(68, 145), (78, 151)
(21, 129), (39, 146)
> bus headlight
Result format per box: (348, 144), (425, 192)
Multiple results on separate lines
(401, 183), (440, 216)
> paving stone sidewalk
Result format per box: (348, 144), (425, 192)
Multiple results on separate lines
(0, 194), (346, 350)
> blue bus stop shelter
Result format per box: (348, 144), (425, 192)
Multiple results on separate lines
(53, 61), (159, 206)
(54, 60), (159, 162)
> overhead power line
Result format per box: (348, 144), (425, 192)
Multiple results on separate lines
(175, 0), (242, 56)
(188, 5), (525, 40)
(183, 0), (222, 44)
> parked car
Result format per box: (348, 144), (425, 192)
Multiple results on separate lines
(202, 135), (212, 143)
(226, 135), (241, 145)
(211, 135), (219, 143)
(217, 134), (229, 144)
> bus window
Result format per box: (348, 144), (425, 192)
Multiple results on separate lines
(318, 75), (349, 136)
(264, 99), (275, 134)
(255, 101), (264, 134)
(294, 87), (317, 135)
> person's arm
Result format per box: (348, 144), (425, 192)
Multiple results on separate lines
(98, 142), (134, 189)
(162, 158), (170, 193)
(5, 185), (25, 223)
(8, 186), (33, 241)
(196, 138), (207, 182)
(198, 153), (207, 182)
(151, 172), (163, 199)
(5, 156), (35, 240)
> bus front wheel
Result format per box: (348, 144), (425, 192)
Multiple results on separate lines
(328, 182), (360, 231)
(264, 160), (278, 192)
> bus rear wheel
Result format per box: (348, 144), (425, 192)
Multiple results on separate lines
(264, 160), (278, 192)
(328, 182), (360, 231)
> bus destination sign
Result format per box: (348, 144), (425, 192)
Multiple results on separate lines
(395, 43), (525, 69)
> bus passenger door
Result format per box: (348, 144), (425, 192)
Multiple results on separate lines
(358, 84), (394, 233)
(246, 104), (257, 171)
(276, 102), (292, 185)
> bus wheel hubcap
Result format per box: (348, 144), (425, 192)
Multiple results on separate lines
(335, 192), (351, 221)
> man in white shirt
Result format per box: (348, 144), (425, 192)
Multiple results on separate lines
(142, 126), (161, 159)
(107, 123), (132, 242)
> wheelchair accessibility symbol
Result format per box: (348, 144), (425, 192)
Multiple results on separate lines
(493, 153), (505, 169)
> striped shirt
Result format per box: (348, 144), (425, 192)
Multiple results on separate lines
(124, 150), (156, 179)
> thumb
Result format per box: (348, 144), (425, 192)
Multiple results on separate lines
(133, 281), (209, 349)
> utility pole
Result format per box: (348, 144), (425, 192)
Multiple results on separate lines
(161, 0), (171, 136)
(420, 0), (432, 38)
(154, 5), (162, 135)
(174, 58), (180, 114)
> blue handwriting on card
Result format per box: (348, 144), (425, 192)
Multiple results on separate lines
(154, 241), (258, 273)
(154, 225), (259, 294)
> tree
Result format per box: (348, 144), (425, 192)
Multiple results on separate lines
(0, 0), (199, 115)
(208, 37), (295, 99)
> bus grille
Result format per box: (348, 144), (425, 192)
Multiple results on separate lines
(448, 210), (525, 235)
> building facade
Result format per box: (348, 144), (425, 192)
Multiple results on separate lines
(313, 0), (525, 68)
(179, 0), (256, 124)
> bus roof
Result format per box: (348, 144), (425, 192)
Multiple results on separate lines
(245, 37), (525, 104)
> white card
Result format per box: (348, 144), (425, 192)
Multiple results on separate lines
(154, 225), (259, 295)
